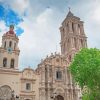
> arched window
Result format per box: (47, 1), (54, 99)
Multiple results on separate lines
(10, 59), (14, 68)
(9, 41), (12, 47)
(14, 43), (16, 50)
(0, 85), (12, 99)
(26, 83), (31, 90)
(56, 71), (62, 80)
(3, 58), (7, 67)
(4, 41), (6, 48)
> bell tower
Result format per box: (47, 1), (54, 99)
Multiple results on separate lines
(60, 10), (87, 61)
(0, 25), (20, 69)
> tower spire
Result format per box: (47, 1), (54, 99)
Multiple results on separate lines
(6, 24), (15, 35)
(60, 10), (87, 58)
(9, 24), (14, 31)
(67, 7), (73, 17)
(0, 24), (20, 69)
(68, 7), (71, 12)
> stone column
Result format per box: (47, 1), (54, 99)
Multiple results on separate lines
(48, 89), (51, 100)
(64, 89), (68, 100)
(74, 85), (81, 100)
(47, 65), (51, 100)
(82, 40), (85, 48)
(70, 73), (74, 100)
(83, 39), (87, 48)
(65, 24), (68, 34)
(41, 90), (46, 100)
(2, 39), (4, 48)
(6, 40), (9, 48)
(65, 67), (67, 85)
(73, 23), (77, 34)
(12, 41), (14, 50)
(68, 22), (73, 33)
(85, 39), (87, 48)
(67, 89), (71, 100)
(71, 37), (75, 49)
(80, 23), (84, 35)
(77, 39), (81, 50)
(60, 27), (64, 41)
(42, 66), (45, 83)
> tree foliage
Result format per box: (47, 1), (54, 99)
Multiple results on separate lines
(70, 48), (100, 100)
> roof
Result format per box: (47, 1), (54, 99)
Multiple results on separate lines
(67, 11), (74, 17)
(5, 25), (16, 36)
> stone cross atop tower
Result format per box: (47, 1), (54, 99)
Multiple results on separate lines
(0, 25), (20, 69)
(60, 10), (87, 61)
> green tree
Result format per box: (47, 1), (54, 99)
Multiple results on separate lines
(70, 48), (100, 100)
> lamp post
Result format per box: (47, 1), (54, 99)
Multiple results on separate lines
(16, 95), (19, 100)
(50, 92), (57, 100)
(11, 90), (15, 100)
(79, 96), (82, 100)
(11, 90), (20, 100)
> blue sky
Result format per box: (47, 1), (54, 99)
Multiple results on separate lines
(0, 4), (23, 35)
(0, 0), (100, 70)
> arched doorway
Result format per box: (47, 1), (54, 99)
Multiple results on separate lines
(0, 85), (12, 100)
(55, 95), (64, 100)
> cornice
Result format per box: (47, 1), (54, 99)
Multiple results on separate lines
(0, 68), (20, 75)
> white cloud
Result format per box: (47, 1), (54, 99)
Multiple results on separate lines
(70, 0), (100, 49)
(89, 0), (100, 23)
(0, 20), (7, 31)
(84, 0), (100, 48)
(91, 7), (100, 22)
(18, 8), (61, 69)
(2, 0), (30, 16)
(0, 21), (8, 45)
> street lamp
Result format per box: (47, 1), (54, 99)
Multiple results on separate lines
(79, 96), (82, 100)
(16, 95), (19, 100)
(11, 90), (20, 100)
(50, 92), (57, 100)
(11, 90), (15, 100)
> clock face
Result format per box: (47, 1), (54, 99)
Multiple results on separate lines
(7, 47), (12, 54)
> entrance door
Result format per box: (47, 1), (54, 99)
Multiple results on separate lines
(55, 95), (64, 100)
(0, 85), (12, 100)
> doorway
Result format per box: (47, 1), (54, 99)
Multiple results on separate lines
(55, 95), (64, 100)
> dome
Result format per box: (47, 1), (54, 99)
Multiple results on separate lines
(6, 30), (15, 35)
(6, 25), (15, 35)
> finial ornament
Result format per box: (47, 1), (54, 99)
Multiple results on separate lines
(68, 7), (71, 12)
(6, 24), (15, 35)
(10, 25), (14, 31)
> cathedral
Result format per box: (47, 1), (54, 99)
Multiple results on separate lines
(0, 10), (87, 100)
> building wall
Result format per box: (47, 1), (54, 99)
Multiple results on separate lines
(60, 11), (87, 63)
(0, 11), (87, 100)
(0, 69), (20, 97)
(0, 51), (19, 69)
(38, 53), (80, 100)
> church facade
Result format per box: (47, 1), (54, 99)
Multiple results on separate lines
(0, 11), (87, 100)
